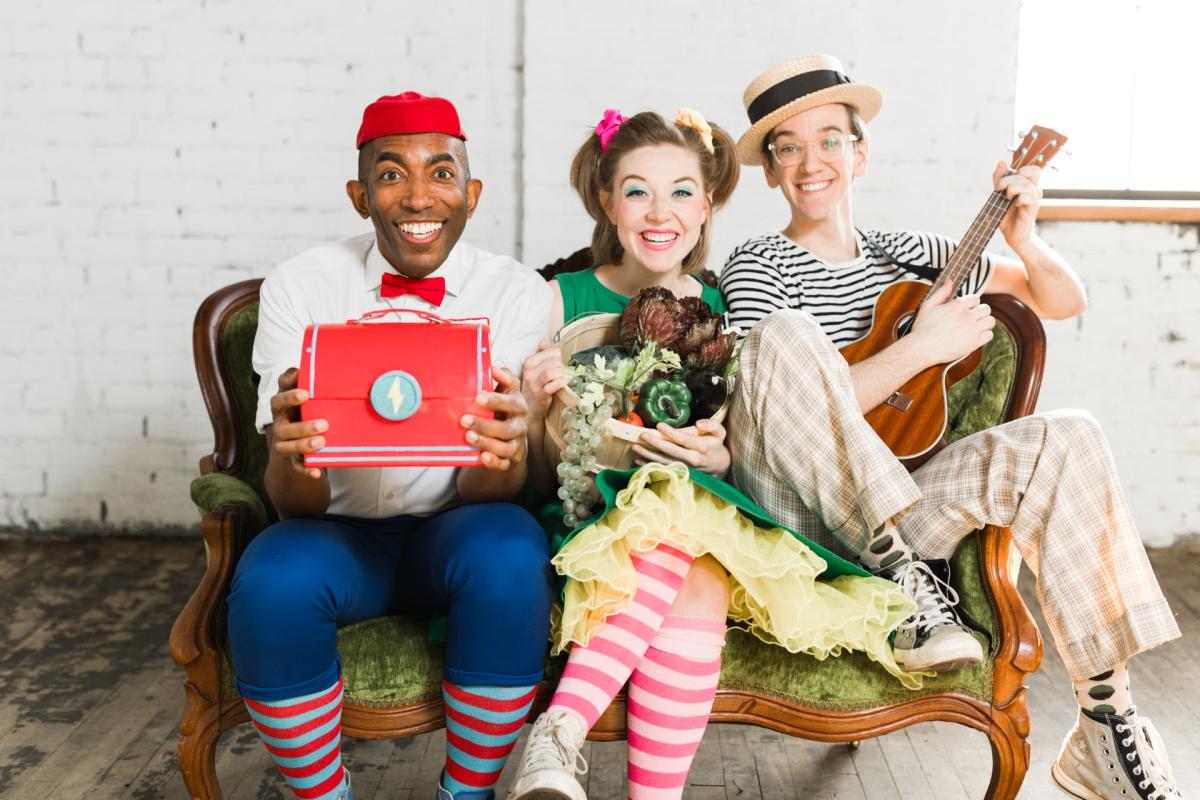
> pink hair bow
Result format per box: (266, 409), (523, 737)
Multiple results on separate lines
(594, 109), (626, 153)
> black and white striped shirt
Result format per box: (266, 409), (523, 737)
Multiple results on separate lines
(720, 229), (996, 347)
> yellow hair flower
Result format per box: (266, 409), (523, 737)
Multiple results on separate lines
(675, 107), (714, 154)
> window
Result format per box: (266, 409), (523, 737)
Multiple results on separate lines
(1015, 0), (1200, 211)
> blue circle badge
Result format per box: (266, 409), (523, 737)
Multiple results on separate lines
(369, 371), (422, 421)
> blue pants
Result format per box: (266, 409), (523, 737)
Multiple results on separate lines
(227, 503), (555, 702)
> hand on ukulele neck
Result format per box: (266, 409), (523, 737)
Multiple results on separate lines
(993, 161), (1043, 251)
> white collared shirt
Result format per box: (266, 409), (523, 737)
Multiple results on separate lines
(252, 232), (551, 518)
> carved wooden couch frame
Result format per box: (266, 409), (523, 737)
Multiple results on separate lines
(171, 275), (1045, 799)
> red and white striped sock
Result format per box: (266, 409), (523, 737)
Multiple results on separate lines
(547, 543), (694, 731)
(243, 676), (348, 800)
(441, 682), (537, 797)
(626, 616), (726, 800)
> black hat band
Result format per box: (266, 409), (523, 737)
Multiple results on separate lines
(747, 69), (853, 125)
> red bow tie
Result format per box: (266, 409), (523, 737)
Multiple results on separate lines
(379, 273), (446, 306)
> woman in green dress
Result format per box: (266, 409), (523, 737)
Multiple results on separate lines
(506, 109), (916, 800)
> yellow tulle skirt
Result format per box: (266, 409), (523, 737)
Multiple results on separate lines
(552, 462), (926, 689)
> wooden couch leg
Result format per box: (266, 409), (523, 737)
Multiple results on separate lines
(178, 682), (224, 800)
(984, 707), (1031, 800)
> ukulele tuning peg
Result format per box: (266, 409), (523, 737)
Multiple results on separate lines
(1049, 138), (1058, 147)
(1030, 129), (1040, 139)
(1035, 154), (1045, 162)
(1048, 164), (1059, 172)
(1017, 130), (1027, 138)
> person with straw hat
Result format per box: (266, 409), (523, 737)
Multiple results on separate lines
(718, 55), (1185, 800)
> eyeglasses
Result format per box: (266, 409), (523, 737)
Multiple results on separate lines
(766, 132), (860, 166)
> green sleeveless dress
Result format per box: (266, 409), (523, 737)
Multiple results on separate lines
(545, 269), (922, 688)
(555, 268), (727, 322)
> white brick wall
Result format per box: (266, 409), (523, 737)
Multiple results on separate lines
(1, 0), (523, 532)
(2, 1), (1196, 545)
(1035, 222), (1200, 547)
(520, 0), (1020, 271)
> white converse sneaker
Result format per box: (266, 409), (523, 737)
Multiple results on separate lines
(882, 559), (983, 672)
(506, 711), (588, 800)
(1052, 707), (1185, 799)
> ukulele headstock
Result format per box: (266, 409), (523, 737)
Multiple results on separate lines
(1011, 125), (1067, 171)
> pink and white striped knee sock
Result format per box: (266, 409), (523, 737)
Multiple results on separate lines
(626, 616), (726, 800)
(547, 543), (694, 731)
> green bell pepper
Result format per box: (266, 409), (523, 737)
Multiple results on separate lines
(635, 378), (692, 427)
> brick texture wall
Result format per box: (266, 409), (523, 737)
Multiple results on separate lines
(0, 0), (523, 532)
(1035, 222), (1199, 547)
(2, 0), (1195, 545)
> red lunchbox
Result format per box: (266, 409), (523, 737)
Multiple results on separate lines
(298, 308), (493, 468)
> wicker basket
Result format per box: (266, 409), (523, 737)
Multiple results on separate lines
(543, 313), (729, 472)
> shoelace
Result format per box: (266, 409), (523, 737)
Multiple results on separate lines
(522, 714), (588, 776)
(1116, 714), (1181, 799)
(893, 561), (962, 636)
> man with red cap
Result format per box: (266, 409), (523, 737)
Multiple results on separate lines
(229, 92), (556, 800)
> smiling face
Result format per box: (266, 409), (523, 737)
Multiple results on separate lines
(600, 144), (710, 276)
(345, 132), (481, 278)
(762, 103), (868, 227)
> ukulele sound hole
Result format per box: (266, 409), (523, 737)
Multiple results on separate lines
(894, 313), (916, 339)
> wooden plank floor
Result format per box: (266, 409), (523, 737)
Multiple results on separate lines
(0, 537), (1196, 799)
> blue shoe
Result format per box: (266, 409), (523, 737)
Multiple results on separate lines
(437, 773), (495, 800)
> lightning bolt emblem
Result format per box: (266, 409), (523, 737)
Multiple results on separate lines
(386, 376), (406, 415)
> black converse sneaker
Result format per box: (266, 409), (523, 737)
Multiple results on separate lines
(1052, 707), (1185, 799)
(881, 559), (983, 672)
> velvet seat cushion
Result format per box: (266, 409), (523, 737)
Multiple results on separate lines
(204, 304), (1017, 711)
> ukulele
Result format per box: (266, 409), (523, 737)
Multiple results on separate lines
(839, 125), (1067, 465)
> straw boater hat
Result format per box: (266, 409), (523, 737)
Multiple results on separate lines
(736, 54), (882, 165)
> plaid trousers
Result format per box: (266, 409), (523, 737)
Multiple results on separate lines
(727, 310), (1179, 680)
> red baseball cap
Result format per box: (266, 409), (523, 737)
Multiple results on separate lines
(355, 92), (467, 149)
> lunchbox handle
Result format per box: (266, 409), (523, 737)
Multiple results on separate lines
(351, 308), (490, 326)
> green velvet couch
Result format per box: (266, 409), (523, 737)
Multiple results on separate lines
(171, 277), (1046, 800)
